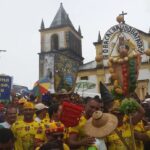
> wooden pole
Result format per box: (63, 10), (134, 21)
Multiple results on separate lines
(129, 115), (136, 150)
(115, 129), (130, 150)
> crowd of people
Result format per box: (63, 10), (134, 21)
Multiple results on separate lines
(0, 86), (150, 150)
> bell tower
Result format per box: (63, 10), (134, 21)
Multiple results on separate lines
(39, 3), (83, 92)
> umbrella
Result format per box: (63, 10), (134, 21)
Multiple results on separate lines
(75, 80), (96, 92)
(32, 77), (51, 97)
(77, 91), (100, 98)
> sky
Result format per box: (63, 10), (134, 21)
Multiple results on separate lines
(0, 0), (149, 89)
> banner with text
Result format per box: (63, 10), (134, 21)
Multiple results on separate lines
(0, 75), (12, 101)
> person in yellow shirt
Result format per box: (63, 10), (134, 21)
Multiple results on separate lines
(98, 81), (146, 150)
(107, 113), (133, 150)
(35, 103), (67, 145)
(144, 124), (150, 150)
(36, 121), (70, 150)
(34, 103), (50, 125)
(17, 97), (27, 121)
(48, 103), (70, 140)
(107, 107), (148, 150)
(68, 98), (102, 150)
(11, 101), (41, 150)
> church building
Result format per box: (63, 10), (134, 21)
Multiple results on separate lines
(39, 3), (150, 100)
(77, 13), (150, 100)
(39, 3), (83, 93)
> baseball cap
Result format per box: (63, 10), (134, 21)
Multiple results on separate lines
(23, 102), (34, 109)
(35, 103), (48, 111)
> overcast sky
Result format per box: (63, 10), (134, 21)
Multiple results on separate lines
(0, 0), (149, 89)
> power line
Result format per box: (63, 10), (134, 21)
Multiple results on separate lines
(0, 50), (6, 52)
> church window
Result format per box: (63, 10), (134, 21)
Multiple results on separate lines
(47, 68), (52, 79)
(80, 76), (88, 80)
(51, 34), (59, 50)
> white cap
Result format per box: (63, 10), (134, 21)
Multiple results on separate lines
(145, 98), (150, 102)
(35, 103), (48, 111)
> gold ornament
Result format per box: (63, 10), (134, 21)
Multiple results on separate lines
(133, 52), (138, 58)
(145, 49), (150, 56)
(108, 61), (112, 67)
(124, 57), (129, 62)
(111, 73), (117, 80)
(95, 55), (103, 62)
(116, 15), (124, 23)
(118, 58), (124, 64)
(109, 68), (114, 73)
(109, 57), (114, 62)
(128, 53), (134, 59)
(113, 57), (118, 63)
(114, 80), (119, 88)
(115, 88), (123, 94)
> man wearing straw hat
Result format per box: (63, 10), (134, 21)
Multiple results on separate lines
(84, 110), (118, 150)
(68, 97), (102, 150)
(100, 82), (148, 150)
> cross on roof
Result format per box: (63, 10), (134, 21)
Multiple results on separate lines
(119, 11), (127, 23)
(120, 11), (127, 17)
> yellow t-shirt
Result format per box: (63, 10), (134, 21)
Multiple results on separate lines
(11, 120), (41, 150)
(35, 121), (65, 142)
(64, 143), (70, 150)
(17, 115), (24, 121)
(69, 115), (87, 150)
(35, 117), (50, 125)
(134, 121), (144, 150)
(107, 123), (132, 150)
(107, 121), (144, 150)
(146, 129), (150, 137)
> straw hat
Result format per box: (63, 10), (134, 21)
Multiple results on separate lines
(84, 111), (118, 138)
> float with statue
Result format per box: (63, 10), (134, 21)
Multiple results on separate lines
(100, 12), (150, 150)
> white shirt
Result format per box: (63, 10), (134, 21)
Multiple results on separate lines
(34, 117), (41, 123)
(0, 121), (11, 128)
(94, 138), (107, 150)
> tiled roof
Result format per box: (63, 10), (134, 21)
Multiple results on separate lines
(50, 3), (74, 29)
